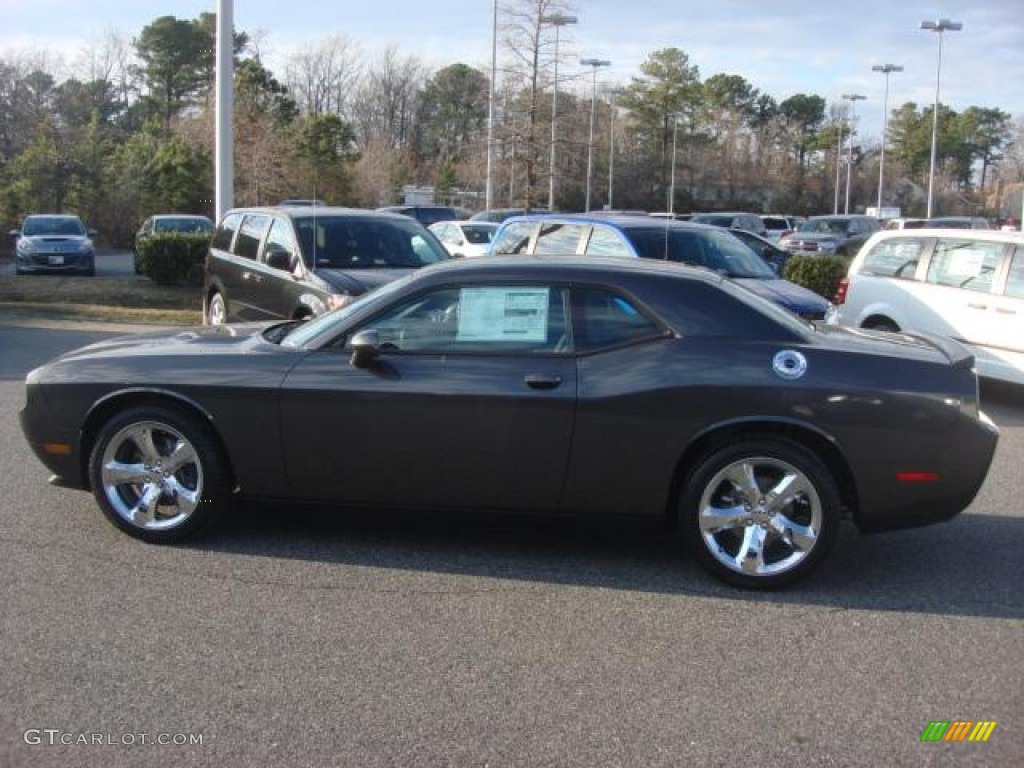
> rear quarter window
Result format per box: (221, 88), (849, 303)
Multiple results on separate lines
(211, 213), (243, 251)
(491, 222), (536, 254)
(533, 223), (586, 255)
(859, 238), (925, 279)
(926, 239), (1004, 293)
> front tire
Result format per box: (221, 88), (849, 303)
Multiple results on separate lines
(679, 439), (840, 589)
(206, 291), (227, 326)
(88, 405), (231, 543)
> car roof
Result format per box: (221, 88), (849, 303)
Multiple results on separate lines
(416, 253), (726, 286)
(863, 228), (1024, 245)
(223, 206), (413, 222)
(500, 212), (720, 234)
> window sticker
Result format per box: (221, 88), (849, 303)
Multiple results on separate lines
(457, 287), (549, 342)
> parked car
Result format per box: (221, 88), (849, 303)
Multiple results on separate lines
(760, 214), (803, 244)
(923, 216), (991, 230)
(203, 206), (449, 325)
(428, 220), (499, 258)
(883, 217), (926, 230)
(490, 214), (831, 319)
(779, 214), (882, 257)
(134, 214), (214, 274)
(469, 208), (529, 223)
(830, 229), (1024, 386)
(10, 214), (96, 276)
(729, 228), (791, 274)
(689, 211), (768, 238)
(376, 205), (460, 227)
(20, 256), (998, 588)
(278, 199), (327, 207)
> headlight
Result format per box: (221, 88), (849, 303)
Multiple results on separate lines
(326, 293), (355, 310)
(76, 241), (93, 254)
(17, 239), (38, 254)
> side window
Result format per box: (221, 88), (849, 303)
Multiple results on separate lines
(572, 287), (661, 352)
(926, 239), (1004, 293)
(264, 218), (298, 263)
(533, 223), (586, 255)
(1004, 246), (1024, 299)
(860, 238), (924, 279)
(490, 222), (535, 255)
(362, 285), (569, 354)
(233, 214), (270, 260)
(585, 226), (634, 258)
(211, 213), (243, 251)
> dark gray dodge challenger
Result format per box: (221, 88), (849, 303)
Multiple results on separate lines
(20, 256), (999, 588)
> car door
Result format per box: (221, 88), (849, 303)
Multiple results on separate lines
(279, 281), (577, 511)
(227, 213), (274, 320)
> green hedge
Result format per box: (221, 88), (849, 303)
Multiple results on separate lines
(136, 233), (212, 285)
(782, 255), (850, 302)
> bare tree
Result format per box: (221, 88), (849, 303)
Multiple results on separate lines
(283, 35), (362, 118)
(499, 0), (576, 210)
(349, 46), (424, 150)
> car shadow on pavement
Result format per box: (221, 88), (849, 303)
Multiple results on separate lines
(188, 502), (1023, 621)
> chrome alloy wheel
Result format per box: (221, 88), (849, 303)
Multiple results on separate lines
(698, 456), (823, 577)
(99, 420), (203, 531)
(207, 292), (226, 326)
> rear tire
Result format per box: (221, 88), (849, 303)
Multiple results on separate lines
(206, 291), (227, 326)
(679, 438), (840, 589)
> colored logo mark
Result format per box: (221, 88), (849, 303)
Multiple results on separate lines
(921, 721), (997, 742)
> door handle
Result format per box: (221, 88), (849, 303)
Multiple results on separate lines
(525, 374), (562, 390)
(966, 303), (986, 310)
(996, 307), (1016, 315)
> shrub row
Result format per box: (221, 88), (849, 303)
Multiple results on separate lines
(136, 233), (212, 285)
(782, 254), (850, 303)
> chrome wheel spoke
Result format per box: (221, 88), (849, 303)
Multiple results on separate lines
(126, 425), (161, 465)
(165, 478), (200, 515)
(764, 471), (813, 513)
(102, 460), (150, 486)
(129, 483), (162, 526)
(722, 462), (760, 504)
(699, 505), (749, 536)
(735, 525), (769, 575)
(164, 440), (197, 474)
(770, 515), (818, 553)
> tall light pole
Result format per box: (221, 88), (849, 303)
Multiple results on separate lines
(581, 58), (611, 212)
(215, 0), (234, 221)
(921, 18), (962, 218)
(833, 106), (845, 215)
(668, 114), (680, 214)
(841, 93), (866, 214)
(872, 64), (903, 215)
(543, 13), (577, 212)
(485, 0), (498, 210)
(606, 86), (624, 210)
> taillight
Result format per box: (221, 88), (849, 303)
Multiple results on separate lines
(834, 278), (849, 305)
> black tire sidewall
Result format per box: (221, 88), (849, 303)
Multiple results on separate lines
(88, 405), (230, 544)
(679, 438), (840, 589)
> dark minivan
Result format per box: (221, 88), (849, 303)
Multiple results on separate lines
(204, 207), (449, 325)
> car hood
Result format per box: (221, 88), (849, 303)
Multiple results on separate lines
(784, 232), (842, 244)
(734, 277), (830, 314)
(316, 267), (416, 295)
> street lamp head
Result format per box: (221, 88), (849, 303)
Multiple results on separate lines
(841, 93), (867, 102)
(541, 13), (578, 26)
(872, 64), (904, 74)
(580, 58), (612, 68)
(921, 19), (963, 32)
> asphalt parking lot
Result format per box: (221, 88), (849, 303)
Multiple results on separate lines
(0, 320), (1021, 767)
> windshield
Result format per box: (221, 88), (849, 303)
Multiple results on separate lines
(154, 217), (213, 233)
(798, 218), (847, 235)
(461, 224), (497, 244)
(281, 271), (420, 348)
(294, 216), (449, 269)
(628, 226), (777, 278)
(23, 216), (85, 236)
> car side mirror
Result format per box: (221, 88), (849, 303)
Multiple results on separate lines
(266, 246), (295, 272)
(87, 228), (98, 237)
(349, 329), (382, 368)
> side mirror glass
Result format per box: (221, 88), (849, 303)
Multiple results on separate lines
(349, 329), (381, 368)
(266, 246), (295, 272)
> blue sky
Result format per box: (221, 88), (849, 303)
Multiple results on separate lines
(1, 0), (1021, 141)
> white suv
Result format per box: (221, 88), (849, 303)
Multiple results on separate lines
(831, 229), (1024, 385)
